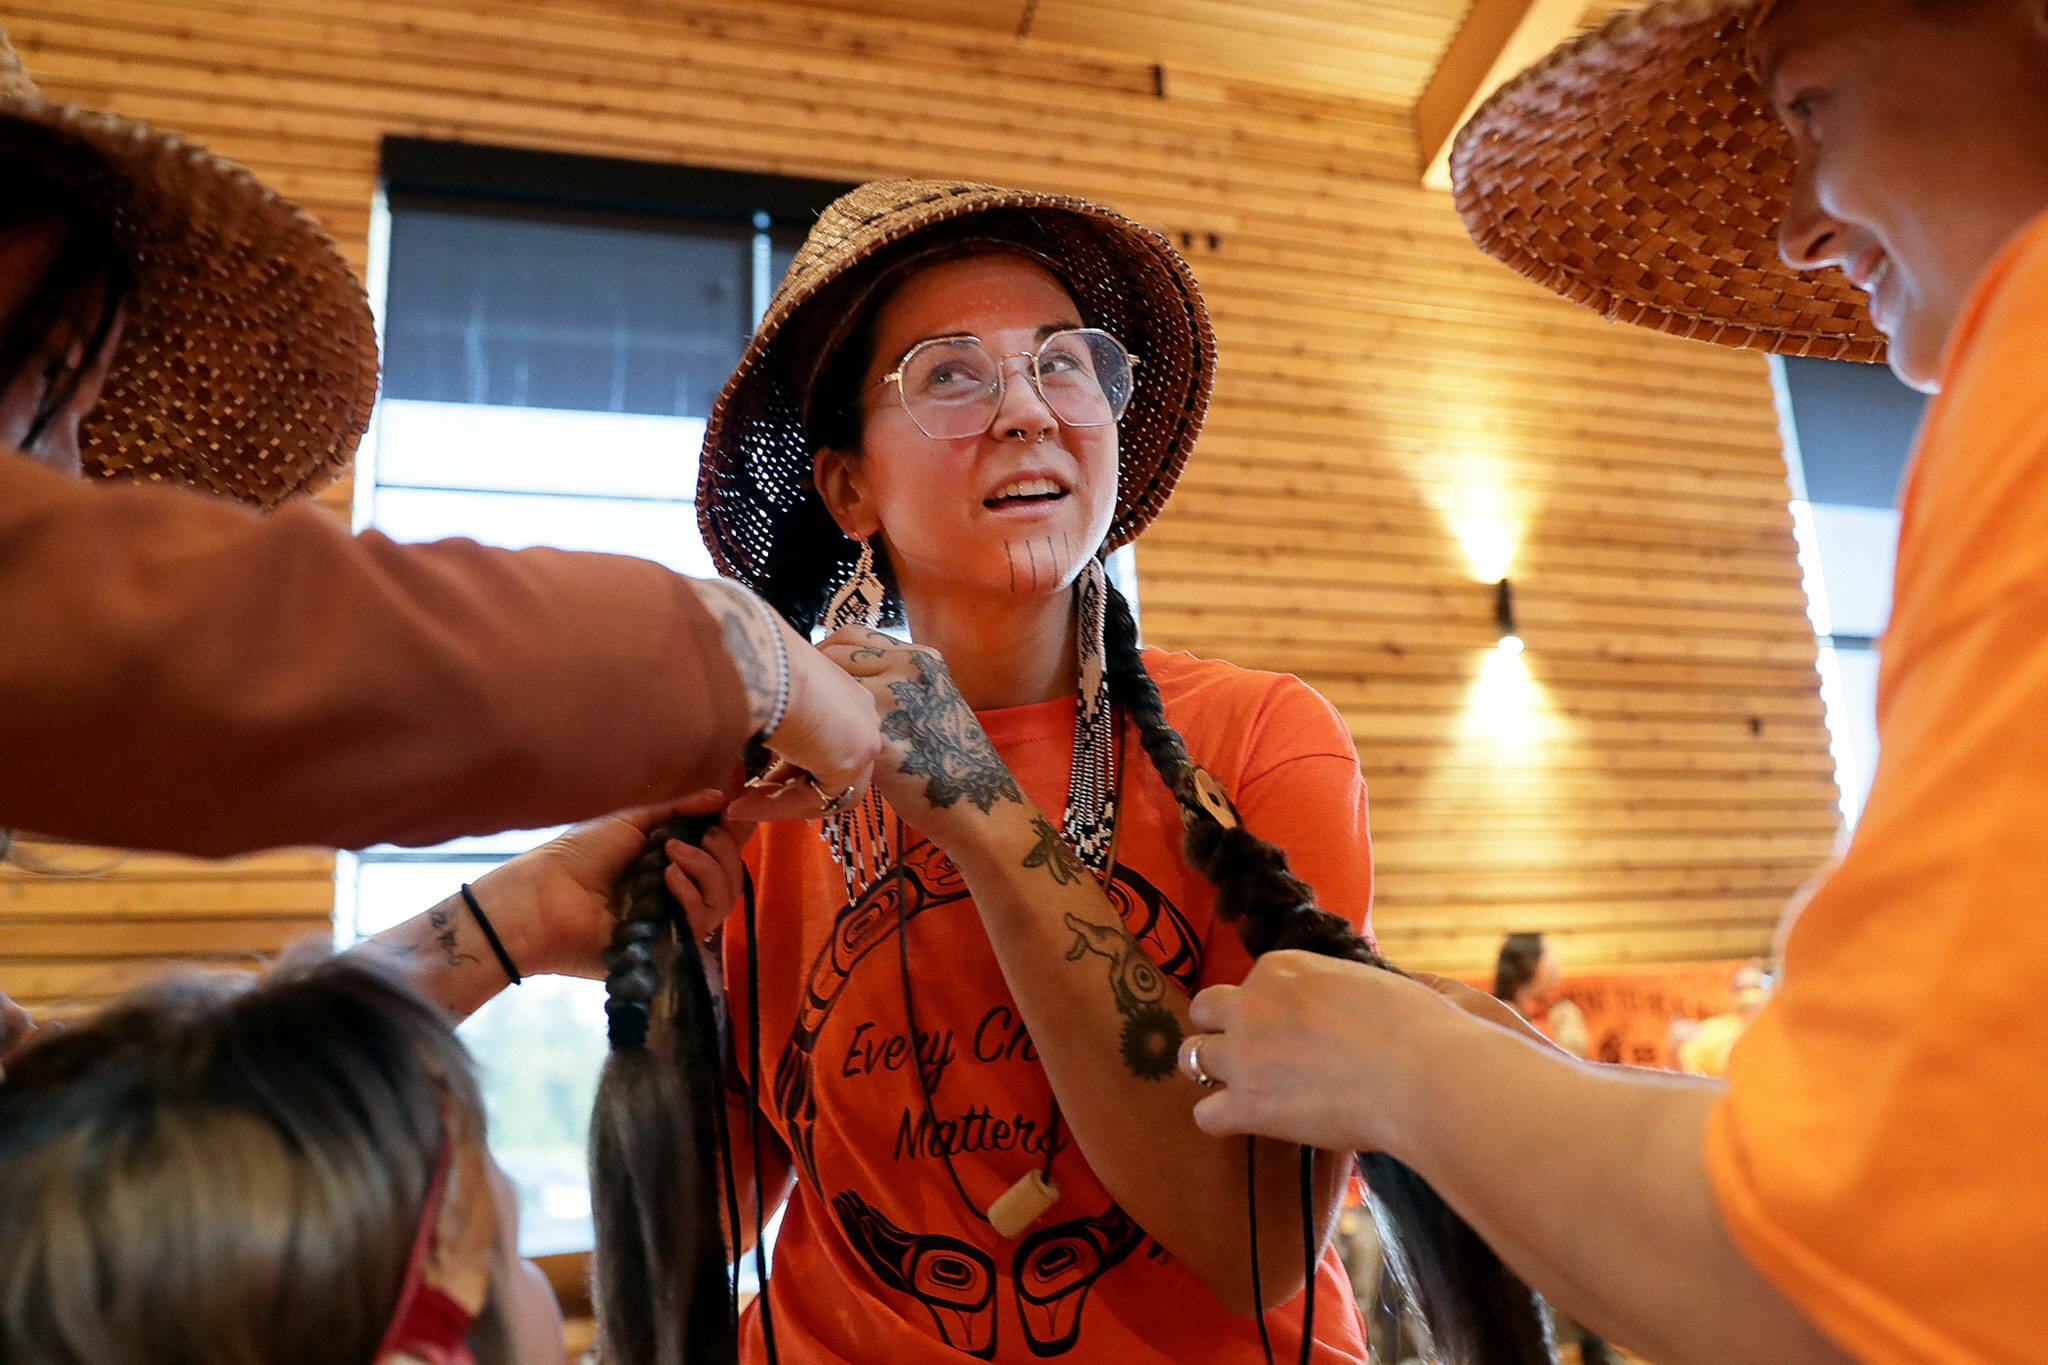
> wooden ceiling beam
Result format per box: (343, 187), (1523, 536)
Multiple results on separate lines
(1414, 0), (1591, 190)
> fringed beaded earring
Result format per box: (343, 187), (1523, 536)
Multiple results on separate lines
(1063, 555), (1117, 870)
(822, 536), (885, 636)
(821, 537), (890, 907)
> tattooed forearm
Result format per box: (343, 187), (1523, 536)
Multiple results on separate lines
(882, 653), (1024, 813)
(1024, 815), (1088, 886)
(415, 902), (481, 970)
(1063, 912), (1182, 1080)
(698, 579), (784, 735)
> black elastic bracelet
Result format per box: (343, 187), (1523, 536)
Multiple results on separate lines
(458, 883), (523, 986)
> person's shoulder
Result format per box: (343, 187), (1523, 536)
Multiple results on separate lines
(1946, 210), (2048, 385)
(1138, 648), (1354, 763)
(1141, 647), (1323, 715)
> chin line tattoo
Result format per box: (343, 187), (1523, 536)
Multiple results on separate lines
(1063, 912), (1182, 1081)
(1003, 531), (1075, 596)
(882, 653), (1024, 813)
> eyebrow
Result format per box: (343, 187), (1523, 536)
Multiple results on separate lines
(1750, 24), (1820, 95)
(899, 321), (1086, 351)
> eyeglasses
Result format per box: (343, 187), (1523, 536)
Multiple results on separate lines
(875, 327), (1137, 440)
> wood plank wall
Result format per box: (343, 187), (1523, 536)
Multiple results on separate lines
(0, 0), (1840, 1007)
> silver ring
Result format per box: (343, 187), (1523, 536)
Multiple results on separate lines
(1183, 1034), (1219, 1089)
(808, 775), (858, 816)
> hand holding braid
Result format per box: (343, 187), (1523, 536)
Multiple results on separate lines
(591, 812), (742, 1365)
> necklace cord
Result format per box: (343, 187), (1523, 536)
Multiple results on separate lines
(1298, 1145), (1317, 1365)
(1248, 1136), (1276, 1365)
(744, 870), (779, 1362)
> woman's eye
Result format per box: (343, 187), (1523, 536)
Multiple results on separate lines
(1784, 91), (1823, 127)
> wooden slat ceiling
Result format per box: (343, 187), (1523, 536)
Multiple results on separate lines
(787, 0), (1486, 108)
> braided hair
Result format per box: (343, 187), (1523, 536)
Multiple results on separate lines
(1101, 580), (1555, 1365)
(589, 813), (741, 1365)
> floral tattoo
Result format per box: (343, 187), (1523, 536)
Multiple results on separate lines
(882, 653), (1024, 813)
(1063, 913), (1182, 1081)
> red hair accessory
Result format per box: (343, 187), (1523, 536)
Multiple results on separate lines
(373, 1123), (478, 1365)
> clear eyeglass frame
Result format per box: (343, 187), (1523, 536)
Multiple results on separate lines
(874, 326), (1139, 441)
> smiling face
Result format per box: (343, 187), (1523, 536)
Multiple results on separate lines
(1754, 0), (2048, 390)
(814, 251), (1120, 614)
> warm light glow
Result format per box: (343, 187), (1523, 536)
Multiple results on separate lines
(1423, 443), (1529, 585)
(1455, 641), (1558, 762)
(1449, 505), (1519, 583)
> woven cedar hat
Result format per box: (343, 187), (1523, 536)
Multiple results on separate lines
(1, 31), (378, 506)
(1451, 0), (1885, 363)
(698, 179), (1216, 610)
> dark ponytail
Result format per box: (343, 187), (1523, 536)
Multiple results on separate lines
(589, 813), (741, 1365)
(1102, 580), (1555, 1365)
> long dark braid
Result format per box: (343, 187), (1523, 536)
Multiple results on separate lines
(589, 813), (741, 1365)
(1101, 580), (1555, 1365)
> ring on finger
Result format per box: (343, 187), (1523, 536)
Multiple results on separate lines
(806, 774), (859, 816)
(1181, 1034), (1220, 1089)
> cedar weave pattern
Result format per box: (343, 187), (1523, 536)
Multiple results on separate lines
(697, 179), (1217, 596)
(1450, 0), (1885, 364)
(3, 30), (378, 507)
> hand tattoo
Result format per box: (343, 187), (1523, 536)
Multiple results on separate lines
(1024, 816), (1088, 887)
(882, 653), (1023, 814)
(1063, 913), (1182, 1081)
(418, 903), (480, 970)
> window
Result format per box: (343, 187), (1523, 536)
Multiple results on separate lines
(1772, 355), (1927, 826)
(337, 143), (848, 1256)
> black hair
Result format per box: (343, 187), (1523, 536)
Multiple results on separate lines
(1101, 583), (1555, 1365)
(1494, 932), (1548, 1005)
(589, 812), (738, 1365)
(0, 132), (133, 454)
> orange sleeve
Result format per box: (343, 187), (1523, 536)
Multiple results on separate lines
(1197, 674), (1374, 988)
(1704, 212), (2048, 1365)
(0, 450), (751, 855)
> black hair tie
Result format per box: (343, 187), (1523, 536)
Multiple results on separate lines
(459, 883), (523, 986)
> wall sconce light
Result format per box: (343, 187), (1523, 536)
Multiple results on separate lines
(1494, 577), (1524, 656)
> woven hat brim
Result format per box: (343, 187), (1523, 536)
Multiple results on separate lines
(1450, 0), (1884, 364)
(3, 95), (378, 507)
(698, 181), (1216, 596)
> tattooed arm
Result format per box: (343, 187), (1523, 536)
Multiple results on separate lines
(694, 579), (884, 822)
(822, 630), (1345, 1314)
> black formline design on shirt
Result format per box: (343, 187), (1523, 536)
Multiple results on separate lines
(752, 828), (1208, 1353)
(835, 1190), (1148, 1359)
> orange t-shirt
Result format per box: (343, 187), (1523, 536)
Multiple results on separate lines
(1705, 209), (2048, 1363)
(724, 648), (1374, 1363)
